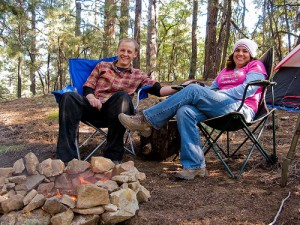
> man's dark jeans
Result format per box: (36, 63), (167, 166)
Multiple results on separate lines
(56, 91), (134, 162)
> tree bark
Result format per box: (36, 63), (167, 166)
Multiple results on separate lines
(216, 0), (231, 71)
(189, 0), (198, 79)
(283, 0), (291, 51)
(203, 0), (218, 80)
(120, 0), (129, 39)
(30, 2), (37, 96)
(75, 0), (81, 36)
(133, 0), (142, 69)
(103, 0), (116, 57)
(16, 0), (25, 98)
(146, 0), (158, 79)
(17, 56), (23, 98)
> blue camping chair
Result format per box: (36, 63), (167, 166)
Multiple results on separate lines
(52, 56), (150, 161)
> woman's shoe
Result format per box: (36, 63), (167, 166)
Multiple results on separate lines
(175, 168), (208, 180)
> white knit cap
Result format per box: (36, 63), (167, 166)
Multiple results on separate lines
(233, 38), (258, 57)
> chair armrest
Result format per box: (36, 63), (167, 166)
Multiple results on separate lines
(236, 80), (276, 112)
(51, 85), (77, 103)
(135, 85), (152, 111)
(247, 80), (276, 87)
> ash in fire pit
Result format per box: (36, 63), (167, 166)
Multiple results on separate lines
(0, 152), (151, 225)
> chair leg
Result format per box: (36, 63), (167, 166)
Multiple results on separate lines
(237, 144), (256, 178)
(242, 120), (273, 163)
(124, 130), (136, 156)
(199, 125), (229, 158)
(212, 144), (236, 178)
(76, 126), (81, 160)
(235, 121), (274, 178)
(83, 139), (107, 161)
(200, 117), (276, 179)
(237, 129), (271, 179)
(77, 126), (108, 161)
(75, 139), (81, 160)
(199, 125), (236, 178)
(79, 130), (98, 148)
(271, 110), (277, 161)
(230, 118), (263, 156)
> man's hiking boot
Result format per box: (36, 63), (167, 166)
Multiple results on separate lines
(118, 113), (152, 137)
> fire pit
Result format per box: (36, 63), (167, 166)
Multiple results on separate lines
(0, 152), (150, 224)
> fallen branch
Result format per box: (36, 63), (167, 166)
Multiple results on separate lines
(269, 191), (291, 225)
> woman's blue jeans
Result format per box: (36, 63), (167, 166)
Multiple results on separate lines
(143, 84), (253, 169)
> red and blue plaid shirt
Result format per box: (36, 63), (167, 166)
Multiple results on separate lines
(84, 60), (156, 103)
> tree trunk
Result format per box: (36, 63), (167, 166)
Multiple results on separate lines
(220, 0), (231, 69)
(216, 0), (231, 72)
(17, 56), (23, 98)
(120, 0), (129, 38)
(94, 0), (100, 25)
(283, 0), (291, 51)
(267, 1), (281, 59)
(30, 3), (36, 96)
(47, 53), (51, 93)
(58, 38), (63, 90)
(296, 35), (300, 46)
(16, 0), (24, 98)
(146, 0), (158, 79)
(203, 0), (218, 80)
(133, 0), (142, 69)
(75, 0), (81, 36)
(167, 38), (175, 82)
(103, 0), (116, 57)
(189, 0), (198, 79)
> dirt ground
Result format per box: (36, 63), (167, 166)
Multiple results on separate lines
(0, 94), (300, 225)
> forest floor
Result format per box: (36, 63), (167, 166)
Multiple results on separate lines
(0, 93), (300, 225)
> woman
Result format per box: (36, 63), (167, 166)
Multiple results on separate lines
(118, 39), (267, 180)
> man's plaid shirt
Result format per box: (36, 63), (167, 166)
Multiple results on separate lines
(83, 60), (156, 103)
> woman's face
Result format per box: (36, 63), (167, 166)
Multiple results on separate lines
(233, 46), (251, 69)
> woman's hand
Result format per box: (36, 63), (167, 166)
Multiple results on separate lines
(181, 80), (205, 87)
(171, 80), (205, 92)
(181, 80), (198, 86)
(86, 94), (102, 110)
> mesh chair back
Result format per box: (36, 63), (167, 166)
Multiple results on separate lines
(254, 48), (274, 121)
(259, 48), (274, 79)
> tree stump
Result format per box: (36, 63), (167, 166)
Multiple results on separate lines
(140, 119), (180, 161)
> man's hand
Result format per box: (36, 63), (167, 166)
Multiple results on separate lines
(86, 94), (102, 110)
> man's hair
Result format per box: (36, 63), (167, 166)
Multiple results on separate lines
(118, 38), (139, 52)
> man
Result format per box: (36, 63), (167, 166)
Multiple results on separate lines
(56, 38), (182, 163)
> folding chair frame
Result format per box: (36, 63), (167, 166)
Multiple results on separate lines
(76, 121), (136, 161)
(198, 48), (277, 179)
(75, 85), (151, 161)
(52, 57), (151, 161)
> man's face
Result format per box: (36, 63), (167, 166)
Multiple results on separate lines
(116, 41), (138, 68)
